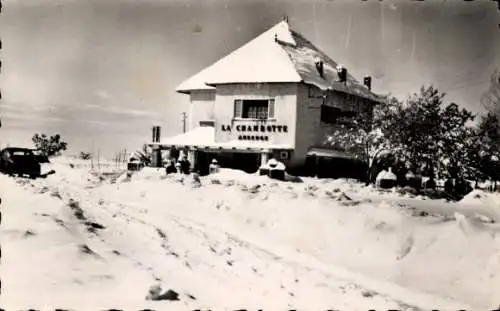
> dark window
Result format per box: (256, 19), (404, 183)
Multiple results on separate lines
(320, 105), (357, 125)
(320, 105), (338, 124)
(234, 99), (275, 120)
(199, 120), (215, 127)
(12, 150), (33, 156)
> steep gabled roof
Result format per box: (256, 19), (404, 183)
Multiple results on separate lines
(175, 21), (301, 93)
(176, 20), (384, 103)
(281, 30), (383, 103)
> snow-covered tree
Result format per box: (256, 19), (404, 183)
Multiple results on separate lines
(377, 86), (443, 175)
(321, 95), (390, 165)
(437, 102), (476, 179)
(376, 86), (477, 180)
(476, 113), (500, 183)
(321, 86), (481, 184)
(32, 133), (68, 157)
(320, 94), (400, 183)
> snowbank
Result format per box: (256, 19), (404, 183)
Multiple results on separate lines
(103, 173), (500, 309)
(134, 167), (167, 181)
(461, 189), (500, 208)
(458, 190), (500, 223)
(2, 166), (500, 309)
(49, 155), (124, 171)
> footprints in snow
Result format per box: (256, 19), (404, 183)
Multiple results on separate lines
(23, 229), (36, 238)
(67, 198), (106, 234)
(155, 227), (180, 258)
(78, 243), (102, 259)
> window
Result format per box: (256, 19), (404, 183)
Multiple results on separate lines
(320, 105), (337, 124)
(234, 99), (275, 120)
(320, 105), (357, 125)
(199, 120), (215, 127)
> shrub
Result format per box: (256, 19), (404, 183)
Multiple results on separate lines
(32, 133), (68, 157)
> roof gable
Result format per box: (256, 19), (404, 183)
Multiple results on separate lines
(176, 20), (384, 103)
(281, 31), (383, 103)
(175, 21), (302, 93)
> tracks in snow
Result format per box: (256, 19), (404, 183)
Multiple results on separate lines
(21, 176), (475, 310)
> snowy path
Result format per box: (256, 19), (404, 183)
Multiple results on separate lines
(2, 165), (499, 309)
(101, 196), (475, 311)
(0, 175), (412, 310)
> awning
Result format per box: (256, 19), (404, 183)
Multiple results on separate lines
(213, 140), (294, 152)
(150, 126), (293, 152)
(306, 147), (356, 159)
(152, 126), (216, 148)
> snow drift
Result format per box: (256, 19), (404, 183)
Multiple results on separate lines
(1, 159), (499, 309)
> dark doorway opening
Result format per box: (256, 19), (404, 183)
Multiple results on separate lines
(232, 152), (260, 173)
(195, 151), (260, 175)
(194, 151), (212, 176)
(305, 155), (367, 181)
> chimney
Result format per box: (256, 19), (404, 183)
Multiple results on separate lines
(283, 15), (289, 23)
(363, 75), (372, 90)
(336, 65), (347, 83)
(315, 58), (324, 79)
(274, 33), (278, 42)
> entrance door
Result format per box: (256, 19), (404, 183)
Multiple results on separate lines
(194, 151), (211, 176)
(233, 152), (260, 173)
(199, 152), (260, 174)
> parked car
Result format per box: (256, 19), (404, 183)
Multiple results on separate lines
(33, 149), (50, 163)
(0, 147), (43, 178)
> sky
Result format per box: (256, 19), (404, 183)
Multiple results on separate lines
(0, 0), (499, 159)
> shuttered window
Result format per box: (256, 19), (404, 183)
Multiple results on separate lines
(234, 99), (275, 120)
(234, 100), (243, 118)
(268, 99), (275, 119)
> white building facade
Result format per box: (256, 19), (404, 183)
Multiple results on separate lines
(153, 19), (384, 176)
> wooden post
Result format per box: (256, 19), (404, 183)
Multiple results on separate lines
(91, 140), (94, 171)
(181, 112), (187, 133)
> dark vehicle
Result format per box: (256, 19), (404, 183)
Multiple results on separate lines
(33, 149), (50, 164)
(0, 147), (43, 178)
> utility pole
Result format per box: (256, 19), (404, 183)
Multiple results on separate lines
(181, 112), (187, 133)
(91, 140), (94, 170)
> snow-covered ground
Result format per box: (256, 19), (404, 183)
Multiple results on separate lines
(2, 157), (500, 310)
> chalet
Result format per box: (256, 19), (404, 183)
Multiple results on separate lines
(151, 18), (385, 177)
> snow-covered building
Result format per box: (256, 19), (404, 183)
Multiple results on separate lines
(154, 19), (385, 176)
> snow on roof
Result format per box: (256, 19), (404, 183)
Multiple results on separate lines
(176, 20), (384, 103)
(306, 147), (356, 159)
(281, 31), (383, 103)
(151, 126), (293, 150)
(158, 126), (216, 147)
(175, 21), (301, 93)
